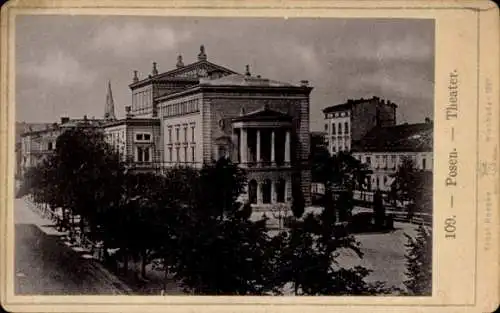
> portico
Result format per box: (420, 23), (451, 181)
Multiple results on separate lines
(232, 106), (293, 206)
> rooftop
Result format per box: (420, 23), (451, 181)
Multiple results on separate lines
(323, 96), (397, 114)
(200, 73), (297, 88)
(352, 121), (433, 153)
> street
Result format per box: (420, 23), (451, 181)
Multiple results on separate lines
(338, 222), (419, 291)
(14, 198), (131, 295)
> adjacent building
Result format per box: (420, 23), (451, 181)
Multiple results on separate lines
(322, 97), (397, 154)
(351, 119), (434, 192)
(19, 117), (107, 176)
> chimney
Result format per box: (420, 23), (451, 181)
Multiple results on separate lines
(300, 80), (309, 87)
(133, 70), (139, 83)
(425, 117), (431, 124)
(245, 64), (251, 76)
(60, 117), (70, 124)
(152, 62), (158, 76)
(176, 55), (184, 68)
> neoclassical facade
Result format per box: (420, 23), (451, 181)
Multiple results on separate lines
(127, 45), (313, 207)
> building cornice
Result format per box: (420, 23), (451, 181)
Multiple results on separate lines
(155, 85), (312, 103)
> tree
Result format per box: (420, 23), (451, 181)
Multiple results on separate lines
(391, 157), (433, 218)
(274, 212), (393, 295)
(52, 127), (124, 243)
(170, 158), (275, 295)
(311, 147), (372, 223)
(404, 225), (432, 295)
(291, 182), (305, 218)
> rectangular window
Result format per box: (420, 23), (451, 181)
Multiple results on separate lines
(191, 125), (195, 142)
(176, 128), (180, 142)
(422, 158), (426, 170)
(137, 147), (143, 162)
(184, 126), (188, 142)
(169, 147), (172, 161)
(168, 128), (172, 143)
(136, 147), (151, 162)
(135, 133), (152, 143)
(338, 123), (342, 134)
(332, 123), (336, 135)
(344, 122), (349, 134)
(48, 142), (53, 151)
(191, 146), (195, 162)
(176, 147), (180, 162)
(184, 147), (188, 162)
(325, 123), (328, 131)
(366, 156), (371, 165)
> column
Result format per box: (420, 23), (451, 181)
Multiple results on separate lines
(284, 130), (291, 163)
(271, 130), (275, 164)
(256, 129), (261, 165)
(240, 128), (247, 164)
(257, 181), (263, 204)
(271, 180), (276, 203)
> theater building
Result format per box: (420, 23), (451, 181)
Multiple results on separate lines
(126, 45), (313, 207)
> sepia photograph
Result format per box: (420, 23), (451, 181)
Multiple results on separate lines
(13, 15), (435, 297)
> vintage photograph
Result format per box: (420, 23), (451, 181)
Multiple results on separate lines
(14, 16), (434, 296)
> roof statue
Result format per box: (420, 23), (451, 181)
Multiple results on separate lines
(198, 45), (207, 61)
(152, 62), (159, 76)
(176, 55), (184, 68)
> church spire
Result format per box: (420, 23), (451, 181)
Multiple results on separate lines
(104, 80), (116, 120)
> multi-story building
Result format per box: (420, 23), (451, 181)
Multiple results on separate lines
(125, 45), (313, 207)
(20, 116), (107, 176)
(351, 119), (433, 192)
(322, 97), (397, 154)
(103, 111), (161, 172)
(20, 123), (61, 176)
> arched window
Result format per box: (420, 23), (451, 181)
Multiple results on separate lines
(276, 179), (286, 203)
(262, 179), (272, 204)
(248, 180), (257, 204)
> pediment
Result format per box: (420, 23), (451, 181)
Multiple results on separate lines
(157, 61), (237, 80)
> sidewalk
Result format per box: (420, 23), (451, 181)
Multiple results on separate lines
(16, 197), (133, 294)
(16, 197), (67, 237)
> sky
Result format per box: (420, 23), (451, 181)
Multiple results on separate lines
(16, 16), (434, 131)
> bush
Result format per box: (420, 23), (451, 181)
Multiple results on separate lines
(347, 212), (375, 233)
